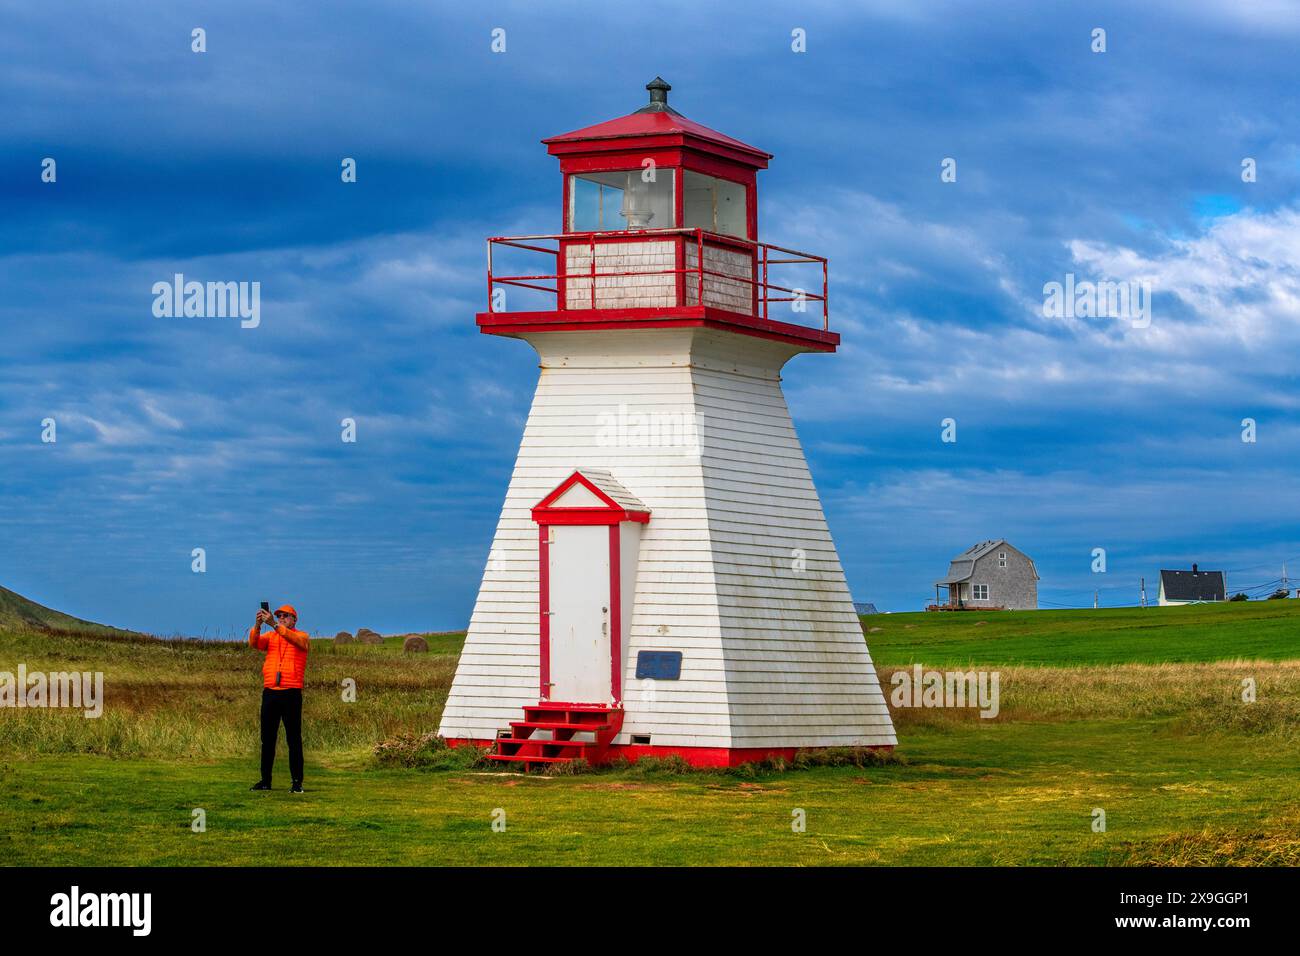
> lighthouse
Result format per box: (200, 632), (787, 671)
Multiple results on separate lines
(439, 78), (896, 768)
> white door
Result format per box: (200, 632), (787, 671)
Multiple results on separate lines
(547, 524), (610, 703)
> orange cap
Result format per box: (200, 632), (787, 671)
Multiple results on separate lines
(275, 605), (298, 619)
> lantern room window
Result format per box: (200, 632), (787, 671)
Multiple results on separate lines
(683, 171), (747, 238)
(569, 170), (676, 232)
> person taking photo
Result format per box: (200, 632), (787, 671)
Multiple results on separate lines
(248, 604), (309, 793)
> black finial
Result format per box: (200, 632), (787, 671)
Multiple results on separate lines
(647, 76), (670, 105)
(637, 76), (680, 115)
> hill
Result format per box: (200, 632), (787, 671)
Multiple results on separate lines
(864, 599), (1300, 667)
(0, 584), (135, 637)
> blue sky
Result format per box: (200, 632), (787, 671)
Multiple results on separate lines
(2, 0), (1299, 635)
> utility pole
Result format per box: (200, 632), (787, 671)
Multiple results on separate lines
(1140, 576), (1147, 608)
(1094, 589), (1099, 609)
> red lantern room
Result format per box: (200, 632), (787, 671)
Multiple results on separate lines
(479, 76), (836, 352)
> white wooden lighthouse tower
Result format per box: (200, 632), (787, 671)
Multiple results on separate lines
(439, 78), (896, 768)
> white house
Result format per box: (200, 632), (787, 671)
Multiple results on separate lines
(1158, 564), (1226, 606)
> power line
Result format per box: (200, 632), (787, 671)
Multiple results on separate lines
(1041, 577), (1285, 609)
(1217, 553), (1300, 575)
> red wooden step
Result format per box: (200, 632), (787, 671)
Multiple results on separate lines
(489, 703), (624, 772)
(493, 739), (586, 749)
(511, 721), (611, 732)
(496, 740), (591, 754)
(524, 705), (611, 719)
(520, 718), (609, 730)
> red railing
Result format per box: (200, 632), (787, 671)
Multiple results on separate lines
(485, 227), (829, 329)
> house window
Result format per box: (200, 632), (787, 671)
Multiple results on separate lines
(998, 552), (1007, 568)
(973, 584), (989, 601)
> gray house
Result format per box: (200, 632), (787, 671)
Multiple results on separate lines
(933, 540), (1039, 610)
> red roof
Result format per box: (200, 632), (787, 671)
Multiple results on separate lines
(532, 469), (651, 525)
(542, 78), (771, 167)
(545, 109), (770, 158)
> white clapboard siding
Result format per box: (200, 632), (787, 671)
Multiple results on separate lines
(438, 326), (896, 750)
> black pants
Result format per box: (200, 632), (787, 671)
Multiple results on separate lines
(260, 688), (304, 783)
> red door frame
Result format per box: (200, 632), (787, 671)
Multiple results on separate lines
(532, 471), (650, 706)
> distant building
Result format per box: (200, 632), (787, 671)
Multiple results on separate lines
(1158, 564), (1226, 605)
(934, 540), (1039, 610)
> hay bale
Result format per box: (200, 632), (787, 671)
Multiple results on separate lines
(356, 628), (384, 645)
(333, 631), (355, 645)
(403, 635), (429, 654)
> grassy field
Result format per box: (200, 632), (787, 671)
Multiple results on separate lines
(867, 600), (1300, 666)
(2, 601), (1299, 866)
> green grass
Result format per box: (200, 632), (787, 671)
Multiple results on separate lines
(3, 719), (1296, 865)
(2, 600), (1299, 865)
(865, 600), (1300, 667)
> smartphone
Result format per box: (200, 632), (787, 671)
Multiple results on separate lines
(260, 601), (269, 612)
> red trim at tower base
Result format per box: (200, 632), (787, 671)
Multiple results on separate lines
(447, 738), (895, 769)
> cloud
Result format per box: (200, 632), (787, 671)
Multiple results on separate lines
(4, 0), (1299, 626)
(779, 200), (1300, 438)
(1069, 205), (1300, 355)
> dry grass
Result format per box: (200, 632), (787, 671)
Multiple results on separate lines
(0, 626), (457, 758)
(879, 661), (1300, 738)
(1111, 813), (1300, 866)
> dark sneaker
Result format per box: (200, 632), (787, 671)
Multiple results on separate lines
(250, 780), (272, 791)
(290, 780), (304, 794)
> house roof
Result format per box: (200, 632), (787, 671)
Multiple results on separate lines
(951, 539), (1008, 563)
(935, 539), (1038, 585)
(936, 566), (975, 585)
(1159, 569), (1226, 602)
